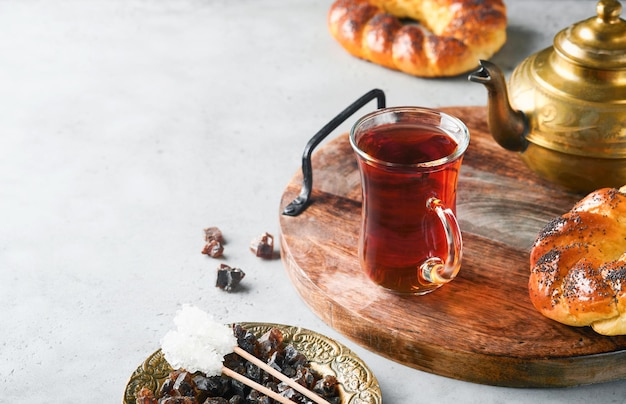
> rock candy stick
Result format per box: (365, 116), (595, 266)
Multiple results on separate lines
(161, 305), (332, 404)
(221, 366), (294, 404)
(233, 345), (332, 404)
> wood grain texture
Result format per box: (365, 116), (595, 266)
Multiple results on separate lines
(278, 106), (626, 387)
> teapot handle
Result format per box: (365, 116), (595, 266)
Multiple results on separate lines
(282, 89), (386, 216)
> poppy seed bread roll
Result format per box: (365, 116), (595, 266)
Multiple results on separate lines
(529, 186), (626, 336)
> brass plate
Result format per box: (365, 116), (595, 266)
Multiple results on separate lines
(123, 322), (382, 403)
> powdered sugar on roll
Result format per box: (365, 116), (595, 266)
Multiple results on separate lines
(160, 304), (237, 375)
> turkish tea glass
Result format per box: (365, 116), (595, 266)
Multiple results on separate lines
(350, 107), (469, 295)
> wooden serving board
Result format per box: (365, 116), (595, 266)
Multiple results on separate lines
(278, 106), (626, 388)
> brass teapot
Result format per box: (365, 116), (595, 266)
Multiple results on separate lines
(469, 0), (626, 192)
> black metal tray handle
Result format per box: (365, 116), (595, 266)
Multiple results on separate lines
(282, 88), (386, 216)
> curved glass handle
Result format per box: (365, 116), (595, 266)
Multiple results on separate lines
(419, 198), (463, 285)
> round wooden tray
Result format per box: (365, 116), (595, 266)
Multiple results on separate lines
(278, 106), (626, 388)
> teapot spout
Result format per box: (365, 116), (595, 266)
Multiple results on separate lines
(468, 60), (529, 152)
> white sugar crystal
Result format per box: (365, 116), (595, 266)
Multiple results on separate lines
(160, 304), (237, 376)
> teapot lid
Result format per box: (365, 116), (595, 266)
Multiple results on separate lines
(554, 0), (626, 69)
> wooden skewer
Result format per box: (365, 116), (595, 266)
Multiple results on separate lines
(221, 366), (293, 404)
(232, 346), (332, 404)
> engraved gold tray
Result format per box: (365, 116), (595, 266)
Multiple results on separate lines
(123, 322), (382, 403)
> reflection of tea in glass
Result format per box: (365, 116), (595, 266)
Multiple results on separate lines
(354, 121), (464, 294)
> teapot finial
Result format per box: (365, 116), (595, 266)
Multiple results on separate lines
(597, 0), (621, 23)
